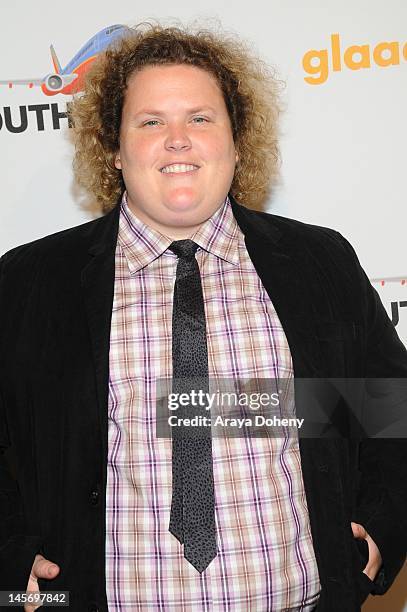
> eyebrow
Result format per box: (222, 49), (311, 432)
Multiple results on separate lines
(134, 107), (217, 117)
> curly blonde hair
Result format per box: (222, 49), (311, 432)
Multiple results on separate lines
(69, 21), (283, 213)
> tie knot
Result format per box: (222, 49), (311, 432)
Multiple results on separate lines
(169, 239), (199, 260)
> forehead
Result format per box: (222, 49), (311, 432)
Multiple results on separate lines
(125, 64), (224, 105)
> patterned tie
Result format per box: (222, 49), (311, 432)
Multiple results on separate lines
(168, 239), (217, 573)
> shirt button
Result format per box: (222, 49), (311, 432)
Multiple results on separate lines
(90, 490), (99, 505)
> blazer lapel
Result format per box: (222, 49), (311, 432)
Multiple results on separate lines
(231, 197), (323, 378)
(80, 206), (120, 461)
(231, 198), (350, 585)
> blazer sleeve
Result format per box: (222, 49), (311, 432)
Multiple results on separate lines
(0, 255), (43, 592)
(336, 232), (407, 595)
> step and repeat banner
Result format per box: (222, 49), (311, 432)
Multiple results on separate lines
(1, 1), (406, 609)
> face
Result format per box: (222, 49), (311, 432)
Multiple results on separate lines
(115, 64), (238, 239)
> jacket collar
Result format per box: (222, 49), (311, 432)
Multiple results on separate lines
(87, 204), (121, 258)
(230, 195), (282, 246)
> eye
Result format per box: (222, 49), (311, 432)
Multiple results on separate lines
(192, 116), (208, 124)
(142, 119), (160, 127)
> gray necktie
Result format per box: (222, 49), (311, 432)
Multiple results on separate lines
(168, 239), (217, 573)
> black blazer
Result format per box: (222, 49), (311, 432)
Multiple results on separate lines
(1, 197), (406, 611)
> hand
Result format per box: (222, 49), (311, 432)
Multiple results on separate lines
(351, 521), (382, 581)
(24, 554), (60, 612)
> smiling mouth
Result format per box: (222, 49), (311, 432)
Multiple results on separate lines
(160, 163), (199, 174)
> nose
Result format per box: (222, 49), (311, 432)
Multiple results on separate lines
(164, 124), (192, 151)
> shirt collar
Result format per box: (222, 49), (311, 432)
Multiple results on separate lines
(118, 192), (240, 274)
(190, 196), (240, 266)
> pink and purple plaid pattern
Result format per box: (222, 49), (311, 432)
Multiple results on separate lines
(105, 194), (321, 610)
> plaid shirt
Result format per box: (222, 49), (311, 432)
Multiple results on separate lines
(105, 194), (321, 610)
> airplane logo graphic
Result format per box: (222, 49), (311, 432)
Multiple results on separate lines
(0, 24), (130, 96)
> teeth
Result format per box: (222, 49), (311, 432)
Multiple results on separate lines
(161, 164), (198, 174)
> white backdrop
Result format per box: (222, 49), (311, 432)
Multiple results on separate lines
(1, 1), (406, 609)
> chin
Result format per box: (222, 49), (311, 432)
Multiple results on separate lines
(166, 209), (203, 226)
(164, 200), (203, 219)
(165, 192), (197, 207)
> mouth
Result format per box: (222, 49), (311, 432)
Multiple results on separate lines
(160, 163), (200, 174)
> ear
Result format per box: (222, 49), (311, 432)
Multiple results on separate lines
(114, 152), (122, 170)
(235, 150), (239, 164)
